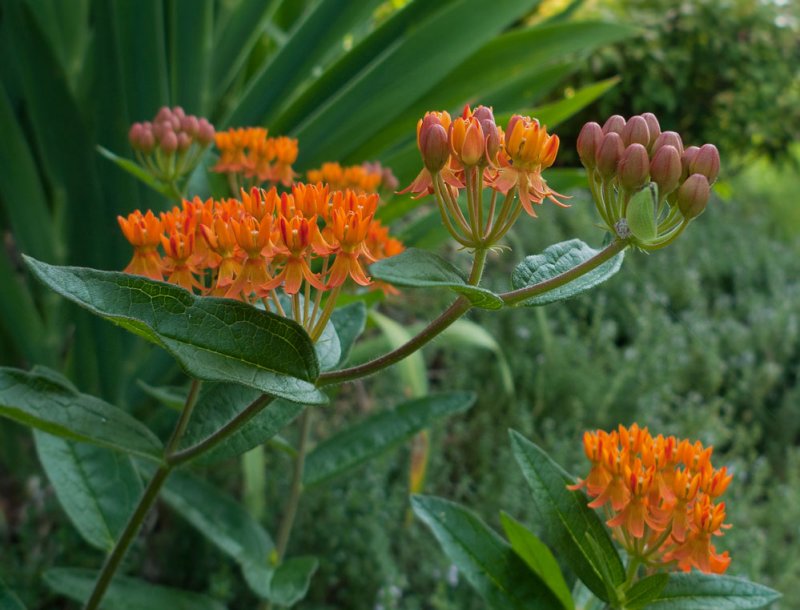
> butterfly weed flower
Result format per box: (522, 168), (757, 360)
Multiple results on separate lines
(306, 161), (397, 194)
(212, 128), (299, 193)
(578, 114), (720, 250)
(117, 183), (403, 338)
(571, 424), (732, 575)
(401, 105), (567, 251)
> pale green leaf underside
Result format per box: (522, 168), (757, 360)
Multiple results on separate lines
(649, 573), (781, 610)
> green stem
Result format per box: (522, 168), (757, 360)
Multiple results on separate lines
(167, 394), (274, 466)
(83, 466), (171, 610)
(274, 409), (312, 559)
(165, 379), (201, 454)
(500, 239), (628, 307)
(467, 248), (488, 286)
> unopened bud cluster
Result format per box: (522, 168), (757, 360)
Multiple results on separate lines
(578, 114), (719, 249)
(129, 106), (215, 186)
(404, 105), (566, 249)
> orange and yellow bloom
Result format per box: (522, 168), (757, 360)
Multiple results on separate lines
(572, 424), (732, 574)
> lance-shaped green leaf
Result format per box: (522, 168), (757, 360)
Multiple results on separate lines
(44, 568), (226, 610)
(648, 573), (781, 610)
(34, 432), (143, 551)
(510, 239), (625, 307)
(96, 146), (174, 198)
(315, 315), (342, 372)
(412, 495), (564, 610)
(137, 380), (187, 411)
(24, 257), (324, 405)
(371, 248), (503, 310)
(509, 430), (625, 603)
(624, 573), (669, 610)
(179, 383), (304, 465)
(0, 367), (162, 459)
(304, 392), (475, 488)
(330, 302), (367, 367)
(500, 512), (574, 610)
(0, 578), (26, 610)
(158, 468), (274, 571)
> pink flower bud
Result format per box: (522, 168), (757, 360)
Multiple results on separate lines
(472, 105), (495, 124)
(140, 125), (155, 154)
(602, 114), (626, 135)
(621, 116), (650, 148)
(420, 123), (449, 173)
(617, 144), (650, 191)
(681, 146), (700, 181)
(181, 115), (199, 136)
(677, 174), (711, 219)
(128, 122), (143, 150)
(652, 131), (684, 156)
(649, 145), (682, 197)
(172, 106), (186, 120)
(177, 132), (192, 152)
(577, 122), (603, 169)
(689, 144), (720, 183)
(155, 106), (173, 123)
(197, 118), (215, 146)
(640, 112), (661, 149)
(595, 132), (624, 179)
(160, 130), (178, 154)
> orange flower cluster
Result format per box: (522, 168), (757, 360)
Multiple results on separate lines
(403, 105), (567, 248)
(306, 162), (398, 194)
(117, 184), (404, 307)
(213, 127), (298, 186)
(572, 424), (733, 574)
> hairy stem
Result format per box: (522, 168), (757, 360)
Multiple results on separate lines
(274, 409), (312, 559)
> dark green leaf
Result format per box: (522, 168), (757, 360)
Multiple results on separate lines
(24, 258), (324, 404)
(509, 430), (625, 602)
(510, 239), (625, 307)
(0, 367), (162, 459)
(159, 468), (273, 570)
(624, 573), (669, 610)
(369, 310), (428, 397)
(315, 316), (342, 372)
(170, 0), (213, 115)
(304, 392), (475, 488)
(649, 573), (781, 610)
(0, 578), (26, 610)
(180, 383), (303, 465)
(371, 249), (504, 310)
(34, 432), (143, 551)
(330, 302), (367, 367)
(44, 568), (226, 610)
(520, 77), (620, 128)
(412, 495), (564, 610)
(96, 145), (174, 199)
(136, 380), (186, 411)
(245, 557), (318, 606)
(500, 512), (574, 610)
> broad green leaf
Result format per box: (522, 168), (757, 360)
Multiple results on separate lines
(412, 495), (564, 610)
(624, 573), (669, 610)
(34, 432), (143, 551)
(509, 430), (625, 602)
(158, 468), (274, 571)
(170, 0), (213, 115)
(241, 445), (267, 521)
(136, 380), (187, 411)
(96, 145), (174, 199)
(179, 383), (303, 465)
(510, 239), (625, 307)
(500, 512), (574, 610)
(626, 184), (658, 243)
(245, 557), (319, 606)
(330, 302), (367, 367)
(521, 77), (621, 128)
(304, 392), (475, 487)
(0, 578), (26, 610)
(24, 258), (325, 405)
(44, 568), (226, 610)
(369, 310), (428, 397)
(648, 573), (781, 610)
(0, 367), (162, 460)
(371, 249), (504, 310)
(435, 320), (514, 396)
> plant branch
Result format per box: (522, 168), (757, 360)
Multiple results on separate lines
(274, 408), (312, 559)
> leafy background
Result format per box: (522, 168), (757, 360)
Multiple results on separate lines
(1, 0), (798, 608)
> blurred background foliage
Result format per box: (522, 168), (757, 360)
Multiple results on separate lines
(0, 0), (798, 608)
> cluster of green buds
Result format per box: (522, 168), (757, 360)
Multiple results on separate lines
(578, 113), (720, 250)
(128, 106), (215, 187)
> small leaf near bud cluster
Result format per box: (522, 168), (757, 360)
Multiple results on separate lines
(577, 113), (720, 250)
